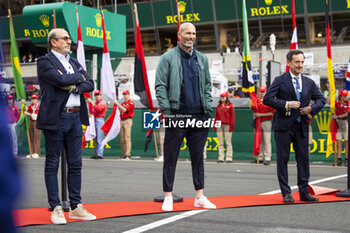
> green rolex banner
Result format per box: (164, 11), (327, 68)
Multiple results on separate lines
(9, 9), (28, 145)
(241, 0), (255, 93)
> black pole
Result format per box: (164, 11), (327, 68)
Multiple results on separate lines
(336, 116), (350, 197)
(61, 145), (70, 211)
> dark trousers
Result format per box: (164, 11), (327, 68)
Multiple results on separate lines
(163, 116), (209, 192)
(274, 122), (310, 197)
(43, 112), (83, 209)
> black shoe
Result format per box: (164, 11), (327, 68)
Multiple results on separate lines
(263, 161), (271, 165)
(217, 160), (224, 163)
(283, 194), (294, 203)
(97, 156), (103, 159)
(226, 160), (232, 163)
(345, 159), (348, 167)
(300, 193), (319, 202)
(90, 156), (97, 159)
(337, 158), (342, 166)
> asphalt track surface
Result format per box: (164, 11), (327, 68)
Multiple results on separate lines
(16, 157), (350, 233)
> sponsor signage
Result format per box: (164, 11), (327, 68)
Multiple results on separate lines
(22, 2), (126, 54)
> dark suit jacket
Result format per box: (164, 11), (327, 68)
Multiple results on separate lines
(263, 72), (325, 135)
(36, 52), (94, 131)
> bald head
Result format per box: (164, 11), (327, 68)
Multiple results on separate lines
(178, 23), (196, 52)
(48, 28), (72, 55)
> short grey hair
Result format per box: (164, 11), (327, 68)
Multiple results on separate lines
(48, 29), (57, 49)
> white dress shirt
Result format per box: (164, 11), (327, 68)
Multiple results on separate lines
(290, 71), (302, 93)
(52, 50), (80, 107)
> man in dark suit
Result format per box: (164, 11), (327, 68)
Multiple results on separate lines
(36, 28), (95, 224)
(263, 50), (325, 203)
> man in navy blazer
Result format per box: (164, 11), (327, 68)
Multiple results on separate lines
(36, 28), (95, 224)
(263, 50), (325, 203)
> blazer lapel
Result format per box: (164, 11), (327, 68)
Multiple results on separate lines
(300, 75), (307, 103)
(282, 72), (297, 100)
(48, 52), (67, 74)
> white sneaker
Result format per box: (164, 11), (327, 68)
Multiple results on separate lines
(194, 195), (216, 209)
(157, 156), (164, 162)
(26, 154), (32, 158)
(122, 156), (130, 161)
(32, 153), (39, 159)
(69, 204), (96, 221)
(51, 206), (67, 225)
(161, 196), (173, 211)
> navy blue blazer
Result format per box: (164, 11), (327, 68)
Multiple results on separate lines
(36, 52), (94, 131)
(263, 72), (325, 134)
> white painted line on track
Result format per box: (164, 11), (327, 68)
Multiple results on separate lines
(123, 173), (347, 233)
(261, 174), (347, 195)
(122, 210), (208, 233)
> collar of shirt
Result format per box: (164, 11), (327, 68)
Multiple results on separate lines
(51, 50), (74, 74)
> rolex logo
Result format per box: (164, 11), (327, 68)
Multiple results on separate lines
(39, 14), (50, 27)
(95, 13), (102, 27)
(265, 0), (273, 5)
(178, 1), (186, 14)
(314, 110), (332, 134)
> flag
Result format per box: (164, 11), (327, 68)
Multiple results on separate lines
(52, 9), (56, 29)
(324, 0), (337, 157)
(133, 4), (154, 111)
(9, 10), (28, 145)
(241, 0), (255, 93)
(99, 9), (120, 149)
(345, 58), (350, 90)
(176, 0), (181, 42)
(101, 105), (120, 149)
(250, 92), (261, 157)
(286, 0), (298, 73)
(76, 7), (96, 148)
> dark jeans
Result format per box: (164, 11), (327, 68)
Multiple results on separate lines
(43, 112), (83, 209)
(163, 114), (209, 192)
(275, 122), (310, 197)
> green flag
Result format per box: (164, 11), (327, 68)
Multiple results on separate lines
(10, 14), (28, 145)
(242, 0), (255, 93)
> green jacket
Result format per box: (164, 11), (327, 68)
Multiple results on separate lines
(155, 46), (212, 115)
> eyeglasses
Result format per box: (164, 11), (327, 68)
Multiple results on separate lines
(55, 36), (72, 42)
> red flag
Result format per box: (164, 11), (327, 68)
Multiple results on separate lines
(133, 4), (154, 111)
(99, 9), (120, 150)
(176, 0), (181, 42)
(285, 0), (298, 73)
(52, 9), (56, 29)
(250, 92), (261, 157)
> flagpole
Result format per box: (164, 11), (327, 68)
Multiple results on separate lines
(9, 9), (32, 157)
(53, 9), (56, 29)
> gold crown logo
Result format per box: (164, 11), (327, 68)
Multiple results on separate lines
(39, 14), (50, 27)
(265, 0), (273, 5)
(95, 13), (102, 27)
(314, 110), (332, 134)
(347, 0), (350, 8)
(178, 1), (186, 14)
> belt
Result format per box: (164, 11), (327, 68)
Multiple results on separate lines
(63, 107), (79, 113)
(261, 119), (271, 122)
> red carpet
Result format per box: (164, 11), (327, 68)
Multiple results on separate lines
(14, 186), (350, 227)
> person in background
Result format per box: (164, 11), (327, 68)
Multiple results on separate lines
(87, 90), (107, 159)
(21, 54), (27, 63)
(114, 90), (134, 160)
(9, 86), (17, 100)
(6, 95), (20, 156)
(27, 53), (35, 63)
(251, 86), (275, 165)
(25, 94), (41, 159)
(333, 90), (349, 166)
(213, 92), (235, 163)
